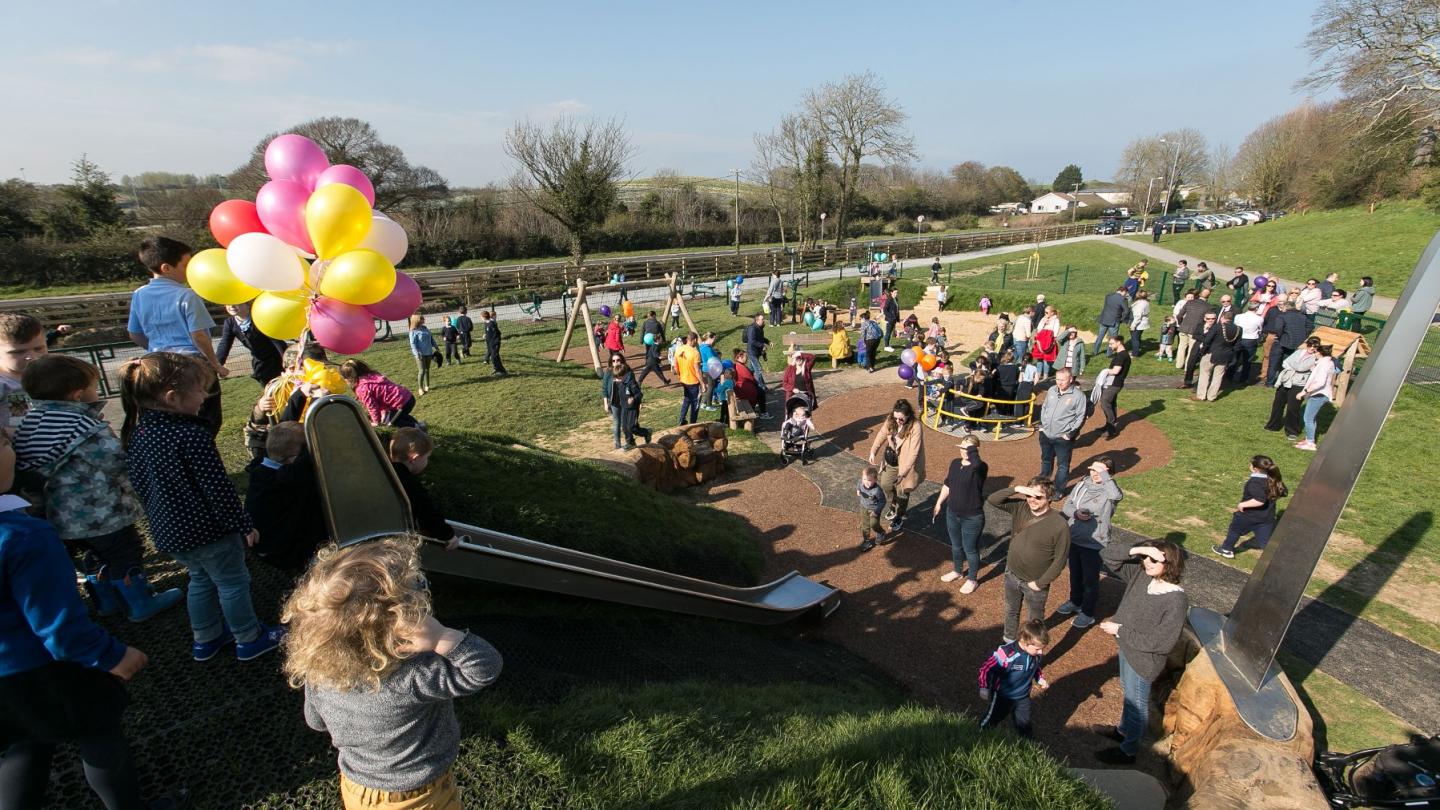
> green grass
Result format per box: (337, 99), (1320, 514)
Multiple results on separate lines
(1125, 202), (1440, 293)
(1281, 653), (1423, 754)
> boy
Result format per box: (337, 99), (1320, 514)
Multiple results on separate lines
(857, 465), (885, 554)
(0, 312), (47, 434)
(977, 619), (1050, 738)
(14, 355), (182, 621)
(128, 236), (228, 434)
(482, 310), (507, 376)
(389, 428), (462, 550)
(246, 422), (327, 572)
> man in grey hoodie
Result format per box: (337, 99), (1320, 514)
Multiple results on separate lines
(1037, 368), (1087, 493)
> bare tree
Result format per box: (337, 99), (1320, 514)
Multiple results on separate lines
(1301, 0), (1440, 130)
(1234, 110), (1310, 208)
(803, 72), (916, 246)
(504, 116), (633, 270)
(750, 130), (791, 249)
(1114, 129), (1210, 211)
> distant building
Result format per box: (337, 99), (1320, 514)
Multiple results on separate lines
(1029, 191), (1118, 213)
(988, 202), (1027, 214)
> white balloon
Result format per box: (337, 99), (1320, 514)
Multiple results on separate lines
(356, 213), (408, 265)
(227, 232), (307, 292)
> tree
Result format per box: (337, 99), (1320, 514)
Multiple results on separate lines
(803, 72), (916, 247)
(1301, 0), (1440, 131)
(0, 180), (42, 241)
(984, 166), (1031, 206)
(60, 155), (124, 233)
(1114, 130), (1210, 212)
(229, 117), (448, 209)
(504, 115), (633, 269)
(1052, 164), (1083, 192)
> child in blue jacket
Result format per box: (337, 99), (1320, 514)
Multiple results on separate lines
(977, 619), (1050, 738)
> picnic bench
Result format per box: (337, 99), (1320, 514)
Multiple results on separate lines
(683, 277), (718, 298)
(782, 330), (857, 369)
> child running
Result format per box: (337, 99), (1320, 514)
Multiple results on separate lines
(977, 619), (1050, 738)
(408, 314), (436, 395)
(283, 535), (503, 809)
(122, 352), (286, 661)
(1211, 455), (1288, 559)
(339, 359), (421, 429)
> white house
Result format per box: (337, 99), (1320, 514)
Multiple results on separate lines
(1087, 189), (1133, 204)
(1029, 191), (1116, 213)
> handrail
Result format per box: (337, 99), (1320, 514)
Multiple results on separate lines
(922, 386), (1037, 439)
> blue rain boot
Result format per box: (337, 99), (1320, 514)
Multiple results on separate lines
(114, 569), (183, 623)
(84, 572), (123, 617)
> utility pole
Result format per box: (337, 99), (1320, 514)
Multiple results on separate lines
(1070, 182), (1081, 223)
(1160, 138), (1182, 219)
(732, 169), (741, 254)
(1142, 175), (1163, 230)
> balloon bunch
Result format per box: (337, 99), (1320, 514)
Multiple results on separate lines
(191, 134), (422, 356)
(801, 312), (826, 332)
(897, 345), (939, 381)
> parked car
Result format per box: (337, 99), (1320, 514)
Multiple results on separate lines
(1095, 219), (1123, 235)
(1237, 210), (1265, 223)
(1121, 218), (1142, 232)
(1220, 214), (1246, 226)
(1167, 218), (1196, 232)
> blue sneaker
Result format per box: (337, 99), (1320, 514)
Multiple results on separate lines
(192, 629), (236, 662)
(236, 625), (287, 662)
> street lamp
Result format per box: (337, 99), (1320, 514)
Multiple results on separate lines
(1159, 138), (1182, 220)
(916, 214), (925, 236)
(1142, 175), (1164, 229)
(819, 211), (827, 244)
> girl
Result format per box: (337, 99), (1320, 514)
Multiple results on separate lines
(927, 317), (943, 342)
(1212, 455), (1288, 559)
(603, 314), (625, 358)
(339, 359), (419, 429)
(1058, 459), (1123, 628)
(1032, 320), (1059, 378)
(122, 352), (284, 662)
(283, 536), (503, 809)
(937, 326), (950, 352)
(600, 356), (649, 450)
(1296, 344), (1336, 451)
(440, 317), (461, 365)
(828, 321), (852, 367)
(848, 296), (858, 325)
(408, 314), (436, 395)
(979, 295), (992, 315)
(1156, 315), (1178, 361)
(866, 400), (926, 538)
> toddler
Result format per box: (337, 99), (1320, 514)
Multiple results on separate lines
(1157, 315), (1179, 360)
(283, 536), (502, 809)
(714, 367), (735, 424)
(926, 317), (942, 341)
(780, 404), (815, 466)
(979, 295), (992, 315)
(856, 465), (885, 553)
(389, 428), (461, 549)
(848, 297), (858, 324)
(339, 359), (420, 429)
(246, 422), (328, 572)
(977, 619), (1050, 738)
(0, 312), (47, 434)
(122, 352), (285, 661)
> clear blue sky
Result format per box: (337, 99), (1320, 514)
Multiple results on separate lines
(1, 0), (1329, 188)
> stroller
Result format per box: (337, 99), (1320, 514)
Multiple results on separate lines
(1317, 734), (1440, 808)
(779, 409), (815, 465)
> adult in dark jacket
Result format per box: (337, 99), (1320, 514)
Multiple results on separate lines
(932, 436), (988, 593)
(217, 302), (287, 385)
(482, 311), (507, 376)
(987, 479), (1071, 643)
(1266, 302), (1309, 386)
(455, 306), (475, 357)
(741, 314), (770, 414)
(1095, 539), (1188, 764)
(882, 292), (901, 349)
(1259, 301), (1286, 385)
(1095, 287), (1131, 355)
(1195, 313), (1239, 401)
(1174, 293), (1211, 376)
(1179, 310), (1217, 388)
(601, 356), (650, 449)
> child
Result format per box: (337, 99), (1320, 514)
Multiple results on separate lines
(0, 312), (47, 434)
(1212, 455), (1288, 559)
(699, 332), (719, 410)
(828, 321), (852, 368)
(670, 300), (682, 330)
(1157, 315), (1179, 360)
(282, 536), (503, 809)
(848, 296), (858, 325)
(857, 465), (885, 553)
(714, 367), (735, 425)
(339, 359), (420, 429)
(979, 295), (992, 315)
(389, 428), (460, 549)
(408, 314), (436, 395)
(14, 354), (182, 621)
(780, 404), (815, 466)
(937, 326), (950, 352)
(977, 619), (1050, 738)
(122, 352), (285, 661)
(926, 317), (943, 342)
(440, 317), (462, 364)
(246, 422), (328, 572)
(937, 286), (949, 309)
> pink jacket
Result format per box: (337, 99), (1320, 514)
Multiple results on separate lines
(604, 321), (625, 352)
(353, 373), (413, 423)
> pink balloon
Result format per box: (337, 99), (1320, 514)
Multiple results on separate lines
(264, 134), (330, 189)
(365, 272), (421, 320)
(310, 296), (375, 355)
(316, 164), (376, 207)
(255, 180), (315, 254)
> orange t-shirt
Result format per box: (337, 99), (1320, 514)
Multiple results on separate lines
(676, 344), (701, 385)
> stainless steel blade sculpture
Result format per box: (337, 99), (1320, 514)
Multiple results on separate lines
(303, 395), (414, 546)
(1193, 232), (1440, 739)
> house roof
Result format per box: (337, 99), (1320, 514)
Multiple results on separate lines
(1030, 191), (1118, 208)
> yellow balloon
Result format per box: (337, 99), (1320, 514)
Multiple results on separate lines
(251, 289), (311, 340)
(305, 183), (372, 259)
(187, 248), (259, 305)
(318, 249), (396, 306)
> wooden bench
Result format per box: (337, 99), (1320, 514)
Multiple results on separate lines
(685, 278), (718, 298)
(782, 330), (858, 368)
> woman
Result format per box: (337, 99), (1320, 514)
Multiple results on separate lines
(731, 349), (759, 413)
(1060, 327), (1086, 379)
(931, 434), (987, 593)
(866, 399), (926, 538)
(1128, 291), (1151, 356)
(858, 312), (883, 372)
(1350, 276), (1374, 319)
(1211, 455), (1287, 559)
(1264, 337), (1319, 440)
(1032, 310), (1060, 379)
(1251, 279), (1279, 315)
(1058, 459), (1123, 629)
(828, 321), (852, 367)
(1296, 343), (1335, 451)
(781, 352), (817, 413)
(1095, 539), (1187, 765)
(600, 356), (650, 450)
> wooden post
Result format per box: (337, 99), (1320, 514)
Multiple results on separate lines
(555, 278), (602, 374)
(664, 272), (699, 335)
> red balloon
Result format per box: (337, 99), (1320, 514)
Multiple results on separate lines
(209, 200), (268, 248)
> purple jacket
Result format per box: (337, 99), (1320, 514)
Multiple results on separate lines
(354, 373), (413, 424)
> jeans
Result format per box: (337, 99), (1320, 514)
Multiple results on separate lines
(769, 298), (785, 326)
(1037, 431), (1074, 490)
(1067, 544), (1102, 617)
(980, 692), (1033, 738)
(168, 533), (260, 644)
(1035, 358), (1053, 378)
(1094, 323), (1118, 354)
(1118, 650), (1153, 756)
(415, 353), (433, 390)
(1128, 328), (1144, 356)
(1302, 394), (1329, 442)
(884, 320), (897, 347)
(945, 511), (986, 580)
(747, 356), (769, 414)
(1219, 512), (1276, 552)
(1012, 339), (1029, 364)
(609, 405), (637, 447)
(1098, 386), (1121, 431)
(679, 383), (701, 425)
(1003, 570), (1050, 641)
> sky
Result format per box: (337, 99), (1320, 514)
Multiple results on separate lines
(2, 0), (1333, 189)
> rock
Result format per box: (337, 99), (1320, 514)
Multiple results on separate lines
(631, 424), (727, 492)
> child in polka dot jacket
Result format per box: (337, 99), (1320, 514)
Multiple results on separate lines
(121, 352), (286, 663)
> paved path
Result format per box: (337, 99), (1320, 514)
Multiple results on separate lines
(753, 364), (1439, 733)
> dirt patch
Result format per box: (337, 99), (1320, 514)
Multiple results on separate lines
(1314, 549), (1440, 628)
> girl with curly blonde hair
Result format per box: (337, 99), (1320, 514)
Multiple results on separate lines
(282, 536), (502, 809)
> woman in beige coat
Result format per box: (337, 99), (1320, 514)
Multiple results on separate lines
(867, 399), (926, 539)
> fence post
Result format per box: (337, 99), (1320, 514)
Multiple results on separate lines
(1158, 272), (1169, 306)
(1001, 263), (1007, 290)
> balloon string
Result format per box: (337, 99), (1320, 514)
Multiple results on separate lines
(310, 259), (331, 296)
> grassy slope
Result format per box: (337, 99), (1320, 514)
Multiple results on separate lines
(1125, 202), (1440, 293)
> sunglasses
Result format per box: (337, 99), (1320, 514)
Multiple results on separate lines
(1025, 493), (1047, 500)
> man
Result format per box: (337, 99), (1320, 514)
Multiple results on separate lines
(1011, 307), (1033, 365)
(1318, 272), (1339, 299)
(1259, 300), (1285, 385)
(766, 271), (785, 327)
(482, 310), (507, 376)
(1170, 260), (1190, 303)
(1231, 303), (1265, 384)
(987, 478), (1071, 644)
(1182, 312), (1219, 389)
(1095, 286), (1131, 356)
(1174, 291), (1211, 377)
(1097, 335), (1131, 438)
(1266, 301), (1309, 386)
(1191, 261), (1216, 291)
(216, 302), (287, 387)
(1216, 294), (1234, 321)
(1226, 267), (1250, 297)
(742, 314), (770, 415)
(882, 291), (901, 350)
(1030, 294), (1046, 331)
(1151, 219), (1163, 244)
(455, 305), (475, 358)
(1194, 312), (1238, 401)
(1037, 368), (1087, 493)
(930, 257), (942, 284)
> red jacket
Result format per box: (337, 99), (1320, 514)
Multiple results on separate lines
(1033, 329), (1058, 362)
(604, 321), (624, 352)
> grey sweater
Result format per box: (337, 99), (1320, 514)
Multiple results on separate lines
(1061, 471), (1123, 550)
(303, 632), (503, 792)
(1101, 542), (1188, 682)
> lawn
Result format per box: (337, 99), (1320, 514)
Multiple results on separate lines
(1125, 202), (1440, 294)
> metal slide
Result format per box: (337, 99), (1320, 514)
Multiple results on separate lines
(304, 395), (840, 626)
